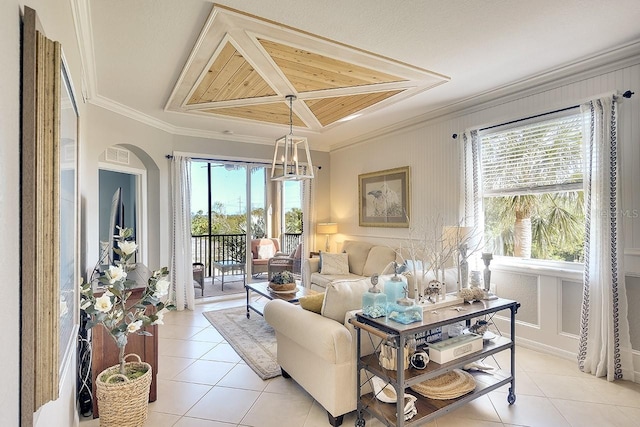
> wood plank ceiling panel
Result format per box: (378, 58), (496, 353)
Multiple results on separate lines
(259, 39), (407, 93)
(188, 41), (276, 105)
(305, 90), (403, 126)
(204, 102), (306, 127)
(166, 5), (450, 133)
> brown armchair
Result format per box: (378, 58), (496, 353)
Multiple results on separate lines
(267, 243), (302, 280)
(250, 238), (282, 277)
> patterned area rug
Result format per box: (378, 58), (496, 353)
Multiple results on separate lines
(203, 306), (280, 380)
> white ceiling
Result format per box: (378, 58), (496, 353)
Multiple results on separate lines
(81, 0), (640, 151)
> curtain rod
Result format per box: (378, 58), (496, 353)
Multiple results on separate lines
(165, 154), (322, 170)
(452, 89), (634, 138)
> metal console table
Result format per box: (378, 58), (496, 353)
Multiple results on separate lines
(350, 297), (520, 427)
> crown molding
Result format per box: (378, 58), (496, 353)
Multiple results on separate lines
(70, 0), (97, 101)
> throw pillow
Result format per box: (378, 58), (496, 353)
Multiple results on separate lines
(257, 244), (275, 259)
(320, 252), (349, 275)
(299, 293), (324, 313)
(321, 278), (370, 322)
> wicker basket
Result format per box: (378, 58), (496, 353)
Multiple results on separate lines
(268, 282), (297, 292)
(96, 354), (152, 427)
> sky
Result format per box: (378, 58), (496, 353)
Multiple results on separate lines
(190, 161), (301, 215)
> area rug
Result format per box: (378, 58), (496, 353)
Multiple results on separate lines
(203, 306), (280, 380)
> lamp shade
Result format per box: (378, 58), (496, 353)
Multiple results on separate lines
(317, 223), (338, 235)
(271, 134), (314, 181)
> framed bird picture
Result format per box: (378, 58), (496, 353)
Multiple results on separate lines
(359, 166), (410, 227)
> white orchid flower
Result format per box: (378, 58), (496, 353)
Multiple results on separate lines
(154, 278), (170, 298)
(107, 265), (127, 284)
(127, 320), (142, 333)
(95, 294), (113, 313)
(118, 241), (138, 256)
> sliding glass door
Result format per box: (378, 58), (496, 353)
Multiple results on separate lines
(190, 161), (267, 277)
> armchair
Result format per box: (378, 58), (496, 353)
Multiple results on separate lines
(268, 243), (302, 280)
(250, 238), (282, 277)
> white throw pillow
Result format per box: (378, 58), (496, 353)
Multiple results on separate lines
(321, 278), (370, 323)
(320, 252), (350, 275)
(257, 244), (275, 259)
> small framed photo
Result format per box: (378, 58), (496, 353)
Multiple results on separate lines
(359, 166), (410, 227)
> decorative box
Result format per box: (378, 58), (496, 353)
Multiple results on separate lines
(387, 298), (423, 324)
(415, 328), (442, 346)
(427, 333), (483, 364)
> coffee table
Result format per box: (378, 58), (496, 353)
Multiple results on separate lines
(245, 281), (318, 318)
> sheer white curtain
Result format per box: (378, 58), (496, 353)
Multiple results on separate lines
(170, 155), (195, 311)
(578, 95), (633, 381)
(461, 130), (483, 228)
(301, 168), (316, 286)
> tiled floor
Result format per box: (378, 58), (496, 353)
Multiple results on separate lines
(80, 296), (640, 427)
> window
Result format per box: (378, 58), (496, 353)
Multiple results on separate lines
(480, 112), (585, 262)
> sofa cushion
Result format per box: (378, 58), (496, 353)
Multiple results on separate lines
(362, 246), (397, 277)
(310, 272), (362, 290)
(321, 278), (370, 322)
(342, 240), (374, 276)
(320, 252), (350, 275)
(299, 293), (325, 313)
(257, 244), (275, 259)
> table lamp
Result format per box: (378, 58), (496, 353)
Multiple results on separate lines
(317, 222), (338, 252)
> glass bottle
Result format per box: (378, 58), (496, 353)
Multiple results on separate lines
(383, 263), (407, 310)
(362, 275), (387, 318)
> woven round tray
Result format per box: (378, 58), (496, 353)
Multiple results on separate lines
(268, 282), (297, 292)
(409, 369), (476, 400)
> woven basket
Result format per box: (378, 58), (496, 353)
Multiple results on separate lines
(268, 282), (297, 292)
(96, 354), (152, 427)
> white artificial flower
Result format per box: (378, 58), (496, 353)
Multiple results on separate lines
(107, 265), (127, 284)
(154, 278), (170, 298)
(153, 308), (168, 325)
(95, 294), (113, 313)
(118, 241), (138, 256)
(80, 299), (92, 310)
(127, 320), (142, 333)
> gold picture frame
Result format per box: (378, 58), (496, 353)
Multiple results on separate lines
(359, 166), (410, 227)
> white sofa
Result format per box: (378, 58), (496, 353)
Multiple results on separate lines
(264, 278), (377, 427)
(303, 240), (399, 292)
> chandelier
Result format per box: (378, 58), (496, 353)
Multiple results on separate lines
(271, 95), (314, 181)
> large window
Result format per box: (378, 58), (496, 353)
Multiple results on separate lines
(480, 112), (585, 262)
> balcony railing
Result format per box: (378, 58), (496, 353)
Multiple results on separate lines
(192, 232), (302, 277)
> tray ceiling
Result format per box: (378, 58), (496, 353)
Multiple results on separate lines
(165, 4), (449, 132)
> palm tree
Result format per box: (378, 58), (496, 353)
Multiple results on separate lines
(485, 191), (584, 261)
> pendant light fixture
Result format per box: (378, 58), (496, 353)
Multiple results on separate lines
(271, 95), (314, 181)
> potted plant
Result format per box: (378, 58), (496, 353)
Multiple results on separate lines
(80, 227), (175, 426)
(268, 270), (297, 292)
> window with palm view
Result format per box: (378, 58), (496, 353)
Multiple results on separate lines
(480, 112), (585, 262)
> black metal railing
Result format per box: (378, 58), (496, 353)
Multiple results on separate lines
(281, 233), (302, 254)
(192, 232), (303, 276)
(192, 233), (246, 277)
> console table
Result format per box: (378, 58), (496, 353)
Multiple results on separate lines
(351, 298), (520, 426)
